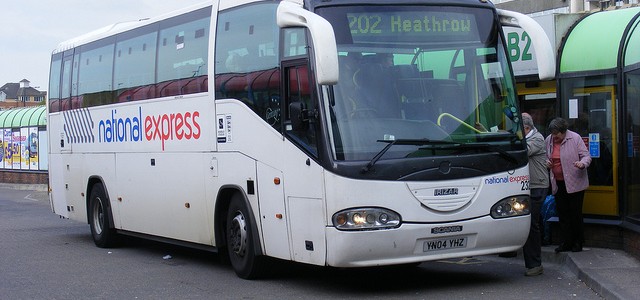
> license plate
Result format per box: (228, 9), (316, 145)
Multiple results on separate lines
(423, 236), (468, 252)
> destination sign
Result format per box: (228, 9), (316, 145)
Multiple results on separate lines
(347, 11), (481, 43)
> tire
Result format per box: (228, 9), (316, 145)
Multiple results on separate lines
(226, 194), (264, 279)
(88, 183), (118, 248)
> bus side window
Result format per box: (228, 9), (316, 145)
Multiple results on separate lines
(114, 26), (159, 102)
(281, 28), (317, 155)
(157, 7), (210, 97)
(285, 64), (317, 156)
(48, 54), (62, 112)
(214, 2), (281, 131)
(59, 52), (75, 111)
(71, 52), (81, 109)
(77, 39), (116, 108)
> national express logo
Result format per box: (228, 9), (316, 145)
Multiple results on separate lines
(484, 175), (529, 185)
(63, 107), (201, 150)
(484, 174), (530, 191)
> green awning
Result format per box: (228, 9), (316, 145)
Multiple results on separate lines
(560, 7), (640, 73)
(625, 19), (640, 67)
(0, 106), (47, 128)
(0, 109), (21, 128)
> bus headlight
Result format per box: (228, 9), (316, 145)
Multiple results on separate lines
(490, 195), (530, 219)
(332, 208), (401, 231)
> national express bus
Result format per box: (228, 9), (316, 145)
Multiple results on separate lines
(48, 0), (555, 278)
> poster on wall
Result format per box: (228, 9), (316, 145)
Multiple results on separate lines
(0, 127), (47, 171)
(0, 129), (9, 169)
(3, 130), (20, 169)
(28, 127), (39, 170)
(21, 128), (29, 170)
(12, 130), (22, 169)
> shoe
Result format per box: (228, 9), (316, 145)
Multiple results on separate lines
(571, 244), (583, 252)
(554, 245), (571, 253)
(525, 266), (544, 276)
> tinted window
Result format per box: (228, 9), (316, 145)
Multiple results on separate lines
(215, 2), (281, 130)
(157, 8), (210, 97)
(51, 6), (212, 111)
(114, 25), (158, 102)
(48, 53), (62, 112)
(78, 39), (115, 107)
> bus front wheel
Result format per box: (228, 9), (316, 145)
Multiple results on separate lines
(226, 194), (264, 279)
(88, 183), (118, 248)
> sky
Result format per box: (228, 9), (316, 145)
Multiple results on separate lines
(0, 0), (204, 91)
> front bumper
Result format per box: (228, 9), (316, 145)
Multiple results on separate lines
(325, 214), (529, 267)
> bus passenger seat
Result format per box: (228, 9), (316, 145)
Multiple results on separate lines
(390, 65), (419, 79)
(353, 62), (400, 118)
(397, 79), (431, 120)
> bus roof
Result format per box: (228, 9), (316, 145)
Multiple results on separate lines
(51, 1), (211, 55)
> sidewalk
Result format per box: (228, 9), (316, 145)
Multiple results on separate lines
(0, 183), (48, 192)
(541, 245), (640, 300)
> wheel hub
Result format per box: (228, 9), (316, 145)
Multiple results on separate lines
(92, 197), (104, 235)
(229, 212), (247, 256)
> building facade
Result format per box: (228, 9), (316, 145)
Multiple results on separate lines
(0, 79), (46, 110)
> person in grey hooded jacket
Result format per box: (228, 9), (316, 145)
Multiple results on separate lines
(521, 112), (549, 276)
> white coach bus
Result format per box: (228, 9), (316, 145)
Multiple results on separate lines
(48, 0), (555, 278)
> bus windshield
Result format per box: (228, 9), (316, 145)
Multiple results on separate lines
(317, 5), (523, 161)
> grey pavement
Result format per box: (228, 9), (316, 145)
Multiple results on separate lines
(504, 238), (640, 299)
(543, 246), (640, 300)
(0, 182), (48, 192)
(2, 183), (640, 299)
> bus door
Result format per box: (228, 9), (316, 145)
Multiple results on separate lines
(49, 50), (76, 217)
(565, 86), (618, 216)
(277, 28), (327, 265)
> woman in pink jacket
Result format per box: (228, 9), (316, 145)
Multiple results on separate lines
(545, 117), (591, 253)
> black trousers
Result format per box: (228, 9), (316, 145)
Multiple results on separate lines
(523, 187), (546, 268)
(554, 180), (585, 248)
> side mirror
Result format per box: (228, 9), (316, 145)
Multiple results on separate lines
(289, 101), (309, 131)
(277, 1), (339, 85)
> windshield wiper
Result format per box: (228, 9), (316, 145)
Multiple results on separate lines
(361, 139), (460, 173)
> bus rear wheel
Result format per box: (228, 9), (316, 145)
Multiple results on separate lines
(226, 194), (264, 279)
(88, 183), (118, 248)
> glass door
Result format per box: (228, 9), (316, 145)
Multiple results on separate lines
(563, 84), (618, 216)
(624, 70), (640, 224)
